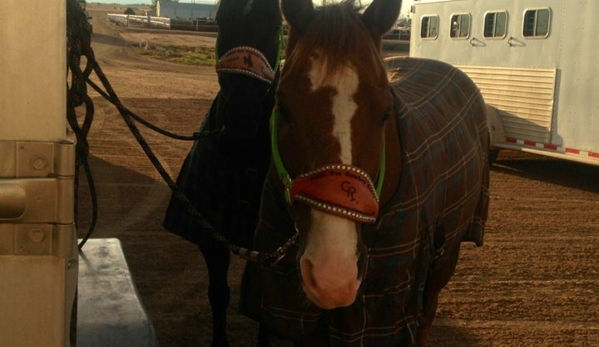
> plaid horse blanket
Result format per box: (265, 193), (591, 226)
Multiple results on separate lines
(241, 57), (490, 346)
(162, 95), (272, 249)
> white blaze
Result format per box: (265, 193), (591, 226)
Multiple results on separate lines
(308, 56), (359, 164)
(301, 55), (362, 309)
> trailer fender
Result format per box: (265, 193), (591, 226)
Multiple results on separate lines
(485, 105), (505, 164)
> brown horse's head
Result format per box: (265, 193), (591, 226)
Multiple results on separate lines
(274, 0), (402, 309)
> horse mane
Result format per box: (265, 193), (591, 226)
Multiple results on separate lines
(285, 0), (386, 83)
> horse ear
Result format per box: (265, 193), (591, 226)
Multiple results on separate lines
(281, 0), (315, 31)
(362, 0), (402, 39)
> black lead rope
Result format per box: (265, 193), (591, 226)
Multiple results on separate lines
(67, 0), (97, 249)
(66, 0), (294, 264)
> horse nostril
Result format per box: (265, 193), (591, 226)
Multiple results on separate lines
(300, 256), (317, 289)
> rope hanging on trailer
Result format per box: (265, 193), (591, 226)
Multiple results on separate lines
(67, 0), (97, 249)
(65, 0), (295, 264)
(66, 0), (201, 249)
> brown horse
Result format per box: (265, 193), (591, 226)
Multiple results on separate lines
(241, 0), (490, 345)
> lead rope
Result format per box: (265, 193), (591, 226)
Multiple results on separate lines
(67, 0), (202, 249)
(66, 0), (294, 264)
(67, 0), (97, 249)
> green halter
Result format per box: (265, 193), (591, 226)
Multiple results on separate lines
(270, 108), (386, 206)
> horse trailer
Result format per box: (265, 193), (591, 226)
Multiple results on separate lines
(1, 1), (156, 346)
(409, 0), (599, 166)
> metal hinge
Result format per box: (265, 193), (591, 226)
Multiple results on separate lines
(0, 140), (75, 257)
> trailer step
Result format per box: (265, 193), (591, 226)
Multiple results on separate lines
(77, 238), (158, 347)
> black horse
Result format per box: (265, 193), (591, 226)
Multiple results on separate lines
(162, 0), (282, 346)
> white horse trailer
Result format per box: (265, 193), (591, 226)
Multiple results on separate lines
(1, 1), (77, 346)
(409, 0), (599, 166)
(1, 1), (156, 346)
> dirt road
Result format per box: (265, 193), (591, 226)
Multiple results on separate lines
(77, 6), (599, 347)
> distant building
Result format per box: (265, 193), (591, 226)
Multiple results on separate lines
(156, 1), (219, 19)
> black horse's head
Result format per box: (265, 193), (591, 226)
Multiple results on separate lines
(213, 0), (283, 142)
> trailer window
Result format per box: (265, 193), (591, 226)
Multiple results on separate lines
(420, 15), (439, 39)
(450, 13), (471, 39)
(484, 11), (507, 38)
(523, 8), (550, 37)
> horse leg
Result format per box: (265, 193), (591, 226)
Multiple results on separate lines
(200, 245), (231, 347)
(416, 246), (461, 347)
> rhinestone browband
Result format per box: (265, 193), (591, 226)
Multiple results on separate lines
(216, 46), (275, 84)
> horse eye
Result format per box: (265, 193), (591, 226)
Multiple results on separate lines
(380, 108), (392, 126)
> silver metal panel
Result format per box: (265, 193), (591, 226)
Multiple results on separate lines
(78, 238), (158, 347)
(0, 141), (74, 223)
(0, 224), (14, 254)
(0, 202), (75, 258)
(0, 222), (74, 257)
(16, 142), (57, 178)
(0, 184), (27, 219)
(0, 0), (66, 142)
(0, 140), (75, 256)
(14, 224), (54, 256)
(0, 140), (75, 179)
(1, 1), (74, 346)
(458, 65), (557, 143)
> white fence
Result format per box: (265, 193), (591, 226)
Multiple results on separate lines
(106, 14), (171, 29)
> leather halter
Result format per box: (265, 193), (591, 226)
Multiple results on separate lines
(270, 109), (386, 223)
(215, 27), (284, 84)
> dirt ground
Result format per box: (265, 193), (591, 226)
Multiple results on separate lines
(76, 6), (599, 347)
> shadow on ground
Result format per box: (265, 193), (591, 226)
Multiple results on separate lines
(492, 151), (599, 193)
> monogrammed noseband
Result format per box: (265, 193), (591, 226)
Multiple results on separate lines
(289, 164), (380, 223)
